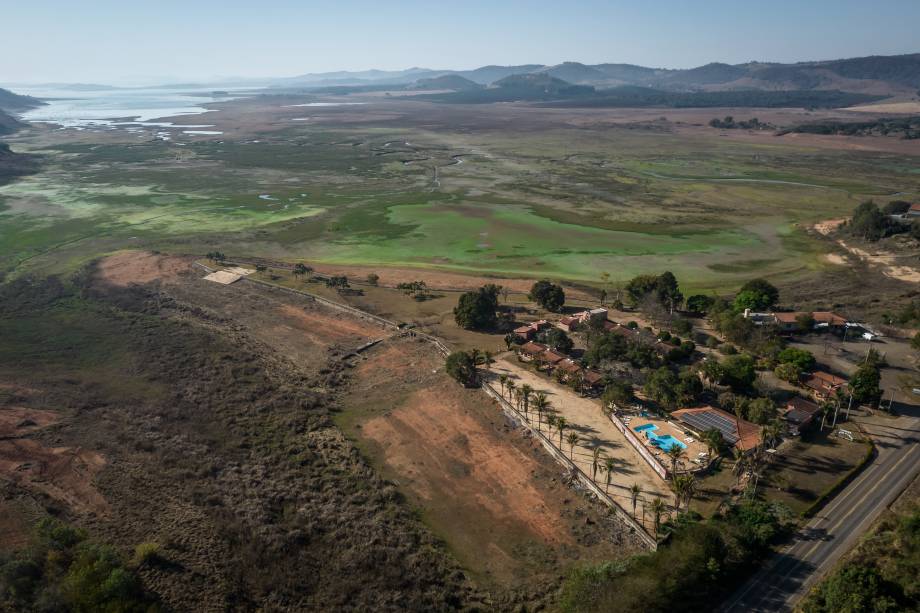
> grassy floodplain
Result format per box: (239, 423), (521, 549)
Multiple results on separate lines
(1, 97), (918, 290)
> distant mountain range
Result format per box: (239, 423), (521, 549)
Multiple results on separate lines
(274, 53), (920, 97)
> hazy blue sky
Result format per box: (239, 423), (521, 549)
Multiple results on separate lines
(5, 0), (920, 84)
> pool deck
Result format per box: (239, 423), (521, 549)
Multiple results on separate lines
(621, 414), (710, 472)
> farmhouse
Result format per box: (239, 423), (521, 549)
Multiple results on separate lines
(513, 319), (552, 341)
(582, 369), (606, 394)
(556, 308), (608, 332)
(908, 203), (920, 217)
(539, 348), (568, 369)
(555, 358), (583, 381)
(518, 341), (548, 361)
(803, 370), (848, 400)
(768, 311), (848, 333)
(782, 396), (823, 435)
(671, 406), (762, 453)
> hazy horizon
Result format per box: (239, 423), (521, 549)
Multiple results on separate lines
(5, 0), (920, 86)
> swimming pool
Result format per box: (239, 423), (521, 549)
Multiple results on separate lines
(650, 434), (687, 452)
(634, 423), (688, 451)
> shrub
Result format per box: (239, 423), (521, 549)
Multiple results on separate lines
(131, 542), (161, 567)
(777, 347), (817, 371)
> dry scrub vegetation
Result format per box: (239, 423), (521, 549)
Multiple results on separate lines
(0, 265), (481, 611)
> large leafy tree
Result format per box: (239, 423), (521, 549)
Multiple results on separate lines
(733, 278), (779, 312)
(721, 354), (757, 391)
(849, 200), (892, 241)
(644, 367), (679, 410)
(542, 328), (574, 353)
(445, 351), (478, 386)
(453, 285), (500, 329)
(849, 363), (882, 406)
(529, 280), (566, 312)
(777, 347), (816, 371)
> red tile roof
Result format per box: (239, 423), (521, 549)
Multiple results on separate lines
(519, 341), (548, 356)
(540, 349), (567, 365)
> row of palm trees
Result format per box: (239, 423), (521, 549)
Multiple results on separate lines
(495, 372), (671, 535)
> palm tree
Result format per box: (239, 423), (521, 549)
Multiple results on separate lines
(555, 417), (567, 447)
(506, 379), (516, 404)
(671, 475), (685, 512)
(532, 392), (548, 430)
(570, 370), (584, 395)
(672, 474), (696, 514)
(470, 348), (482, 368)
(483, 351), (494, 371)
(603, 458), (616, 492)
(566, 432), (580, 459)
(546, 414), (557, 437)
(651, 497), (665, 536)
(499, 374), (508, 399)
(762, 420), (782, 450)
(513, 388), (523, 413)
(682, 474), (697, 513)
(591, 446), (603, 481)
(630, 483), (642, 518)
(666, 445), (685, 477)
(702, 428), (723, 459)
(521, 384), (533, 416)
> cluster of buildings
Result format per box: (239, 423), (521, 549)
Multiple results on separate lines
(742, 309), (849, 333)
(517, 341), (606, 393)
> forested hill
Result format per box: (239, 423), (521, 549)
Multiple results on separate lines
(0, 87), (43, 112)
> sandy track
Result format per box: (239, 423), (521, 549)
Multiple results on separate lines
(812, 219), (920, 283)
(490, 358), (672, 513)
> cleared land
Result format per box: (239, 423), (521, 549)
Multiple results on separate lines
(337, 337), (642, 592)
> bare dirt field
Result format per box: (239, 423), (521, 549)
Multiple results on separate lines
(0, 406), (60, 437)
(339, 337), (641, 590)
(95, 250), (193, 287)
(0, 439), (108, 517)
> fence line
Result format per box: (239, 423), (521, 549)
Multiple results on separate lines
(607, 410), (671, 480)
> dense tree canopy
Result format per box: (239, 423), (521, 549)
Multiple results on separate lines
(529, 280), (566, 312)
(733, 278), (779, 312)
(445, 351), (478, 386)
(625, 271), (683, 310)
(453, 285), (500, 329)
(777, 347), (817, 371)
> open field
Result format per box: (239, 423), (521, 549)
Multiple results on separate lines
(336, 337), (642, 591)
(1, 96), (918, 293)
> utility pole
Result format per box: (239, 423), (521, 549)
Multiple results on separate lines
(844, 392), (855, 421)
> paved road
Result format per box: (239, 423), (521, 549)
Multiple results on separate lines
(721, 410), (920, 612)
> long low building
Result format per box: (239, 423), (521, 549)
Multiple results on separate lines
(671, 406), (763, 453)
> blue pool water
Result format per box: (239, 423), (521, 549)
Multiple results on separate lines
(650, 434), (687, 452)
(633, 423), (687, 451)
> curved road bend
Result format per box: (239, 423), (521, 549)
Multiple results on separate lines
(721, 410), (920, 613)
